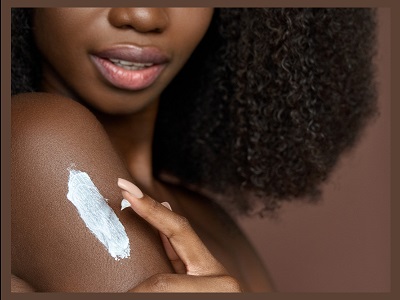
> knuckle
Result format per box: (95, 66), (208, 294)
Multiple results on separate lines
(144, 197), (159, 214)
(149, 198), (159, 211)
(172, 215), (192, 235)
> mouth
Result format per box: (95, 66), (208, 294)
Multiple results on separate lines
(108, 58), (154, 71)
(91, 45), (170, 91)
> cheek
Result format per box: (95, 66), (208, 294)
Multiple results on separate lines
(34, 10), (75, 60)
(33, 9), (96, 60)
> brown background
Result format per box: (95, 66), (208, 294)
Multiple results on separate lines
(238, 8), (391, 292)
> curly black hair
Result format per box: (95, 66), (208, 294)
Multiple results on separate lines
(12, 8), (378, 216)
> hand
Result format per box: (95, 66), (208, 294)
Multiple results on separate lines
(118, 178), (242, 293)
(11, 274), (36, 292)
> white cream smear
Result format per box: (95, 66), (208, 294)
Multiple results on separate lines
(66, 167), (130, 261)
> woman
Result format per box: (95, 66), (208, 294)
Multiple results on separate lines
(11, 8), (377, 292)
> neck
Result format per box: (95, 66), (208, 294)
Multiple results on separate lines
(94, 99), (159, 192)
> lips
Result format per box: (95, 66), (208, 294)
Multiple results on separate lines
(91, 45), (170, 91)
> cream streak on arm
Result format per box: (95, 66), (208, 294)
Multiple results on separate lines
(66, 167), (130, 261)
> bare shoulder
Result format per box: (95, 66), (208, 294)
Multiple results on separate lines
(11, 92), (172, 292)
(12, 92), (105, 158)
(12, 92), (102, 138)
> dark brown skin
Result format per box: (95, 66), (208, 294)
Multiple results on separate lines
(11, 93), (175, 292)
(11, 8), (274, 292)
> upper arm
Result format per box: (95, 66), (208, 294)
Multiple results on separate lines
(11, 93), (172, 292)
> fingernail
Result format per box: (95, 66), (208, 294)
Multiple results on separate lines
(121, 199), (131, 211)
(117, 178), (144, 199)
(161, 202), (172, 211)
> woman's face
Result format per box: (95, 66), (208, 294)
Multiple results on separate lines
(33, 8), (214, 114)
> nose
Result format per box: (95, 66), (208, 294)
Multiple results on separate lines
(108, 8), (169, 33)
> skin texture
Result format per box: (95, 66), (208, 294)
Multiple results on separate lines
(11, 274), (35, 292)
(33, 8), (214, 114)
(11, 93), (272, 292)
(11, 93), (174, 292)
(11, 8), (274, 292)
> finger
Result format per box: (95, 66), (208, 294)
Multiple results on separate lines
(129, 273), (242, 293)
(159, 202), (186, 274)
(159, 231), (186, 274)
(120, 186), (185, 273)
(118, 178), (227, 276)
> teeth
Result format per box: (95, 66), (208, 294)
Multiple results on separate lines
(109, 58), (153, 70)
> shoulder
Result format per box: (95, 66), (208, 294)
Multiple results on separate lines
(12, 92), (101, 134)
(11, 92), (173, 291)
(12, 92), (107, 164)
